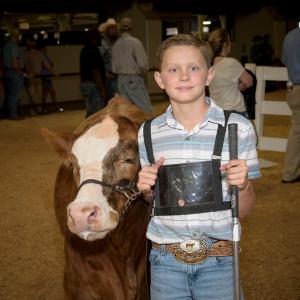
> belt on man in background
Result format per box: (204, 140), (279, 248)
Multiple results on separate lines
(152, 239), (233, 264)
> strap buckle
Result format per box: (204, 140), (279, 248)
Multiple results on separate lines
(212, 155), (221, 160)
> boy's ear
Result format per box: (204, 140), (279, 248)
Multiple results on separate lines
(154, 71), (165, 89)
(206, 67), (215, 86)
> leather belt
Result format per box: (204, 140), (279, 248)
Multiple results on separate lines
(152, 239), (233, 264)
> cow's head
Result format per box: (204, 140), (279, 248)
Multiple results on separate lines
(42, 96), (150, 241)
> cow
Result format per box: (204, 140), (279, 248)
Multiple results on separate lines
(41, 96), (151, 300)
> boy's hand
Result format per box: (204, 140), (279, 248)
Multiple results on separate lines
(137, 157), (164, 199)
(220, 159), (249, 190)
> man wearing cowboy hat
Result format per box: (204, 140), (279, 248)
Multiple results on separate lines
(99, 18), (119, 100)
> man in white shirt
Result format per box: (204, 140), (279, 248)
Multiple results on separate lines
(112, 17), (152, 113)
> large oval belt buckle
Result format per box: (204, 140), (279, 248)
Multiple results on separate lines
(174, 239), (208, 264)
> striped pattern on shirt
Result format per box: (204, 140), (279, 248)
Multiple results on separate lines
(138, 98), (261, 243)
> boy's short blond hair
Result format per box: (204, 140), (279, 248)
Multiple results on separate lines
(155, 34), (213, 71)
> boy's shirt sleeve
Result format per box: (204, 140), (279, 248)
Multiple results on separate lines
(238, 121), (261, 180)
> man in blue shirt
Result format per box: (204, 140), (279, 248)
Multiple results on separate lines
(2, 28), (24, 119)
(281, 26), (300, 183)
(112, 17), (152, 113)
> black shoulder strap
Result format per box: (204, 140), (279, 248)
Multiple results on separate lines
(143, 119), (155, 165)
(145, 111), (233, 161)
(213, 110), (232, 157)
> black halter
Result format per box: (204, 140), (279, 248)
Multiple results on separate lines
(77, 176), (142, 216)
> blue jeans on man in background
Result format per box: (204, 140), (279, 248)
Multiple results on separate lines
(106, 76), (117, 101)
(117, 74), (152, 113)
(80, 82), (105, 118)
(3, 68), (24, 119)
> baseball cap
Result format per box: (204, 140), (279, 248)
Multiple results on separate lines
(120, 17), (133, 30)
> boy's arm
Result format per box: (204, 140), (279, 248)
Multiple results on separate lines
(137, 157), (164, 202)
(220, 159), (256, 218)
(237, 180), (256, 218)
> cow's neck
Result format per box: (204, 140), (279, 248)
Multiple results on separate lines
(109, 201), (148, 257)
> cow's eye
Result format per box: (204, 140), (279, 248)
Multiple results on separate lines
(124, 158), (134, 164)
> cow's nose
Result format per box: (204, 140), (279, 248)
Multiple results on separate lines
(67, 204), (100, 233)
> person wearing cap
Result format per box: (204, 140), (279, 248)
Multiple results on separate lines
(112, 17), (152, 113)
(98, 18), (119, 100)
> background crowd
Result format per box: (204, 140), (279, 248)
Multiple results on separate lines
(0, 16), (296, 131)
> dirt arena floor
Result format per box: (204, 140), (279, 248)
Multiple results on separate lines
(1, 95), (300, 300)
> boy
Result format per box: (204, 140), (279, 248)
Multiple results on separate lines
(137, 34), (260, 299)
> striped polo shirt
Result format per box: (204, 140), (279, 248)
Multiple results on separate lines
(138, 97), (261, 243)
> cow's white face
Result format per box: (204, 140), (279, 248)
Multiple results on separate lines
(67, 116), (120, 241)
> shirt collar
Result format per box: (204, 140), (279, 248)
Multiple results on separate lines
(207, 97), (226, 127)
(121, 32), (131, 38)
(156, 97), (226, 129)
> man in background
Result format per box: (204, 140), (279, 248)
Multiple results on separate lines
(2, 28), (24, 119)
(112, 17), (152, 113)
(99, 18), (119, 100)
(281, 25), (300, 183)
(250, 35), (263, 65)
(23, 36), (43, 115)
(80, 29), (107, 118)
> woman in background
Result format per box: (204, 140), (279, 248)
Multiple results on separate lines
(208, 28), (253, 117)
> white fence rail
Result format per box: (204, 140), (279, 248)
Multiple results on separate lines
(248, 65), (291, 152)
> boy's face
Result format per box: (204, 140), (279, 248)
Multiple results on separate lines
(154, 45), (214, 105)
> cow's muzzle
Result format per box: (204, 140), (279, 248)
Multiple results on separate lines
(77, 177), (142, 216)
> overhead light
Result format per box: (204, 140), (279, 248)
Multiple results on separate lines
(202, 26), (209, 33)
(202, 21), (211, 25)
(166, 27), (178, 36)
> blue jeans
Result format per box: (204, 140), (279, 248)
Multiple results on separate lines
(117, 74), (152, 113)
(3, 69), (24, 118)
(149, 239), (244, 300)
(106, 77), (117, 101)
(80, 82), (105, 118)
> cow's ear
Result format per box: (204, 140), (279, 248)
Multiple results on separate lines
(109, 96), (152, 127)
(40, 128), (75, 159)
